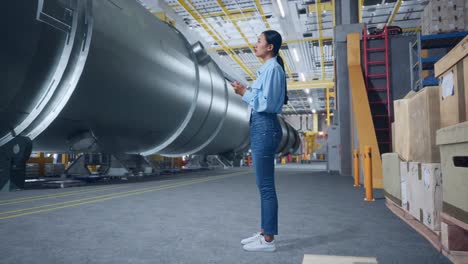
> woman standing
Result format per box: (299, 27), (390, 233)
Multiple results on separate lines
(231, 30), (287, 252)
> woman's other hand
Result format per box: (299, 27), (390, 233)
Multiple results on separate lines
(231, 81), (246, 96)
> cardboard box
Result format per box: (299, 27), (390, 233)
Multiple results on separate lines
(394, 99), (410, 160)
(439, 64), (467, 128)
(435, 36), (468, 128)
(400, 161), (409, 210)
(408, 86), (441, 163)
(421, 163), (443, 231)
(394, 91), (416, 161)
(382, 153), (402, 206)
(407, 162), (424, 221)
(437, 121), (468, 225)
(393, 87), (440, 162)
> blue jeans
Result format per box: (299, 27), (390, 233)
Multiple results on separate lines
(250, 111), (282, 235)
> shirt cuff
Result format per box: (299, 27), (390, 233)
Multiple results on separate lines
(242, 90), (254, 104)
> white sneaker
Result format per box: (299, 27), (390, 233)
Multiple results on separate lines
(241, 232), (263, 245)
(242, 235), (276, 252)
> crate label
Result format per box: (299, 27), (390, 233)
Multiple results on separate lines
(424, 167), (431, 190)
(441, 71), (454, 99)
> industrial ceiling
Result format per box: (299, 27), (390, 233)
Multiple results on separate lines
(139, 0), (428, 115)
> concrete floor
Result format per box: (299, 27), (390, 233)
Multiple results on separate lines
(0, 166), (451, 264)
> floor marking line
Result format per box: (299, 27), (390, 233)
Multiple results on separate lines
(0, 172), (231, 205)
(0, 171), (247, 220)
(0, 185), (128, 205)
(0, 177), (217, 215)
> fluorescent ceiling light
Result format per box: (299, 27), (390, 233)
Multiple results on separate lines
(312, 109), (317, 113)
(305, 89), (310, 94)
(300, 73), (306, 82)
(308, 97), (313, 103)
(276, 0), (285, 18)
(292, 48), (299, 62)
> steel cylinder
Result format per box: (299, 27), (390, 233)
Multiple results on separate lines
(1, 0), (300, 156)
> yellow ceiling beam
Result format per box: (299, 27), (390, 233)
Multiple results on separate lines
(215, 0), (263, 66)
(207, 37), (334, 52)
(308, 2), (333, 12)
(175, 0), (256, 79)
(204, 7), (257, 18)
(387, 0), (403, 26)
(286, 37), (333, 44)
(287, 80), (334, 90)
(254, 0), (295, 82)
(213, 13), (254, 20)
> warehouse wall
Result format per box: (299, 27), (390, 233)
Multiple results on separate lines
(389, 35), (416, 104)
(335, 24), (363, 176)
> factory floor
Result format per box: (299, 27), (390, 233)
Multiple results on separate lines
(0, 164), (451, 264)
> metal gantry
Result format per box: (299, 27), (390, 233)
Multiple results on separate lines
(164, 0), (335, 115)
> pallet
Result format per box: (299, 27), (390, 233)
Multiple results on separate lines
(441, 213), (468, 264)
(385, 197), (442, 250)
(386, 197), (468, 264)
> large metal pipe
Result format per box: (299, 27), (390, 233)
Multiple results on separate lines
(1, 0), (300, 157)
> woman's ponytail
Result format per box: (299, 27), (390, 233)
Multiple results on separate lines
(276, 55), (288, 105)
(263, 30), (288, 105)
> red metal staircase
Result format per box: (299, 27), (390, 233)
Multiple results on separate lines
(363, 26), (393, 154)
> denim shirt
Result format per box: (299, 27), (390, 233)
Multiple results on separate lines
(241, 57), (286, 114)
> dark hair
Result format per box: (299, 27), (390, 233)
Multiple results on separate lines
(262, 30), (288, 105)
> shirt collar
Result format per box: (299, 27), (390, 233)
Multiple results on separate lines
(256, 57), (277, 76)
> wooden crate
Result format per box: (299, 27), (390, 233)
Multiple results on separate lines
(393, 87), (440, 163)
(436, 121), (468, 226)
(393, 91), (416, 161)
(408, 86), (441, 163)
(435, 36), (468, 128)
(408, 162), (425, 221)
(382, 153), (402, 206)
(421, 163), (443, 231)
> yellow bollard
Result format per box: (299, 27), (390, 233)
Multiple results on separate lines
(364, 146), (375, 202)
(353, 150), (360, 187)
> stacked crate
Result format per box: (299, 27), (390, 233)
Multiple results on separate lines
(421, 0), (467, 35)
(387, 85), (443, 231)
(383, 37), (468, 263)
(434, 37), (468, 256)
